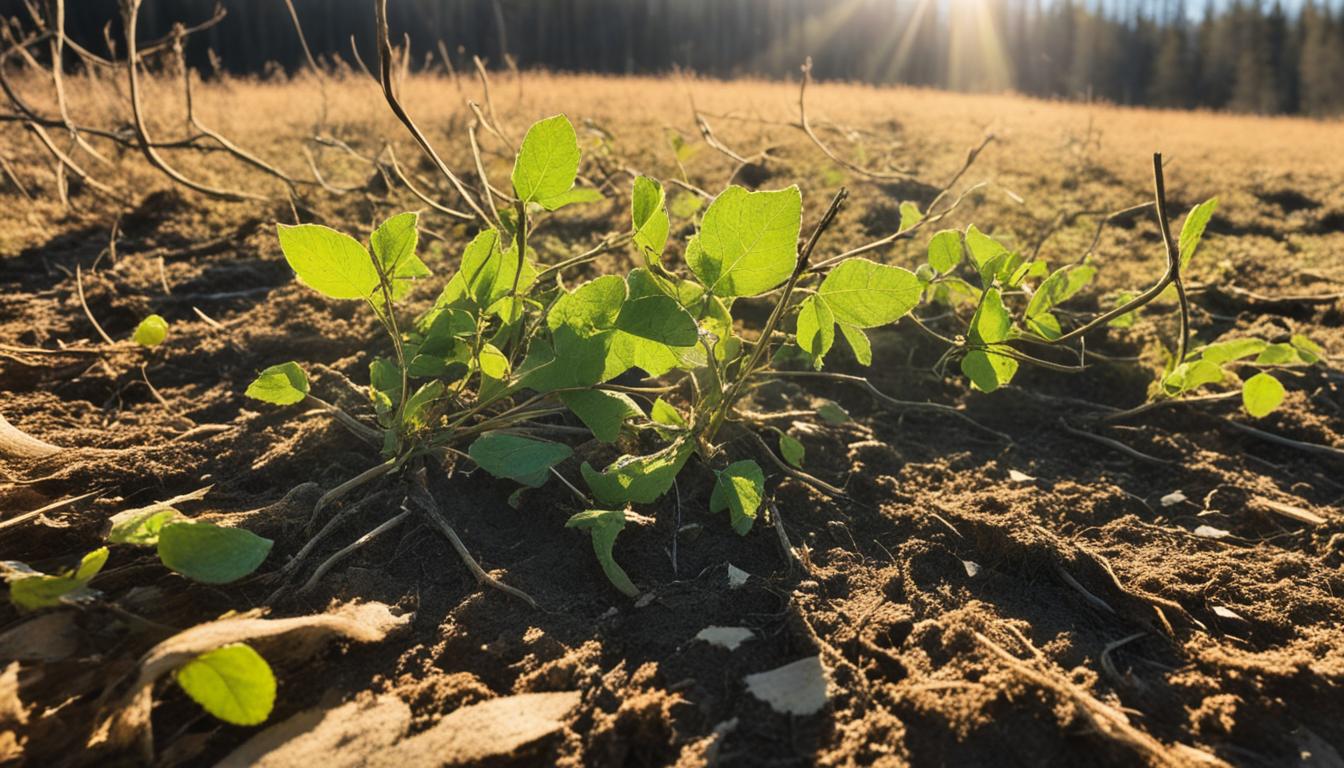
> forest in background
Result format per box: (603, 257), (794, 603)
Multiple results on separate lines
(7, 0), (1344, 116)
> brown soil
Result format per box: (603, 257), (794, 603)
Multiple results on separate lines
(2, 72), (1343, 767)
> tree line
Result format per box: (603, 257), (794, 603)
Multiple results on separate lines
(12, 0), (1344, 116)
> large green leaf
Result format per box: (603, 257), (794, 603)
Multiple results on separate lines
(512, 114), (581, 206)
(709, 460), (765, 535)
(818, 258), (921, 328)
(277, 223), (380, 301)
(1163, 359), (1224, 394)
(1200, 338), (1268, 365)
(565, 509), (637, 597)
(1178, 198), (1219, 271)
(970, 288), (1013, 345)
(686, 185), (801, 297)
(175, 643), (276, 726)
(468, 433), (572, 487)
(561, 389), (642, 443)
(156, 522), (273, 584)
(245, 362), (309, 406)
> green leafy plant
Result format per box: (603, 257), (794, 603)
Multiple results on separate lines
(107, 503), (273, 584)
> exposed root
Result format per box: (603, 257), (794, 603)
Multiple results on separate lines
(408, 470), (537, 608)
(976, 631), (1228, 767)
(293, 506), (412, 596)
(1058, 419), (1172, 465)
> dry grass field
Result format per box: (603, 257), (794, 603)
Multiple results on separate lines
(2, 68), (1344, 766)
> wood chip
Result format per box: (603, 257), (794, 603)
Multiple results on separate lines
(1250, 496), (1327, 526)
(695, 626), (755, 651)
(744, 656), (831, 716)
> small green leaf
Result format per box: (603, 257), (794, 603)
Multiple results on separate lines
(969, 288), (1013, 345)
(837, 323), (872, 366)
(468, 433), (572, 488)
(1255, 343), (1310, 367)
(561, 389), (642, 443)
(133, 314), (169, 347)
(817, 400), (849, 425)
(538, 187), (603, 211)
(965, 225), (1009, 276)
(277, 223), (380, 301)
(779, 434), (805, 468)
(108, 505), (181, 546)
(245, 362), (309, 406)
(1163, 359), (1224, 394)
(818, 258), (921, 328)
(175, 643), (276, 726)
(370, 212), (429, 300)
(710, 460), (765, 535)
(1200, 338), (1268, 365)
(961, 346), (1019, 393)
(632, 176), (670, 263)
(1290, 334), (1324, 364)
(401, 380), (444, 430)
(795, 295), (835, 365)
(512, 114), (581, 205)
(650, 398), (687, 430)
(156, 522), (273, 584)
(1179, 198), (1219, 270)
(1242, 372), (1285, 418)
(475, 344), (510, 381)
(687, 185), (801, 297)
(927, 230), (963, 274)
(581, 439), (692, 507)
(7, 547), (108, 611)
(565, 509), (638, 597)
(899, 201), (923, 231)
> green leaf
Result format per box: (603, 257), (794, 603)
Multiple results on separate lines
(1255, 343), (1311, 367)
(108, 505), (181, 546)
(277, 223), (380, 301)
(710, 460), (765, 535)
(581, 439), (693, 507)
(565, 509), (638, 597)
(1290, 334), (1324, 364)
(779, 434), (805, 468)
(1163, 359), (1224, 394)
(650, 398), (687, 430)
(606, 269), (700, 378)
(795, 295), (835, 365)
(175, 643), (276, 726)
(686, 185), (801, 297)
(539, 187), (603, 211)
(899, 201), (923, 231)
(1200, 338), (1268, 365)
(837, 323), (872, 366)
(156, 522), (273, 584)
(548, 275), (627, 337)
(927, 229), (963, 274)
(1027, 265), (1094, 320)
(964, 225), (1009, 276)
(1242, 372), (1285, 418)
(244, 362), (309, 406)
(133, 314), (168, 348)
(7, 547), (108, 611)
(631, 176), (670, 263)
(468, 433), (572, 488)
(475, 344), (510, 380)
(961, 346), (1019, 393)
(817, 400), (849, 424)
(1178, 198), (1219, 271)
(561, 389), (642, 443)
(512, 114), (580, 205)
(818, 258), (921, 328)
(370, 212), (429, 301)
(969, 288), (1013, 345)
(401, 380), (444, 430)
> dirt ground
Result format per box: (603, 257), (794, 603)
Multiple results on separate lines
(2, 69), (1344, 766)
